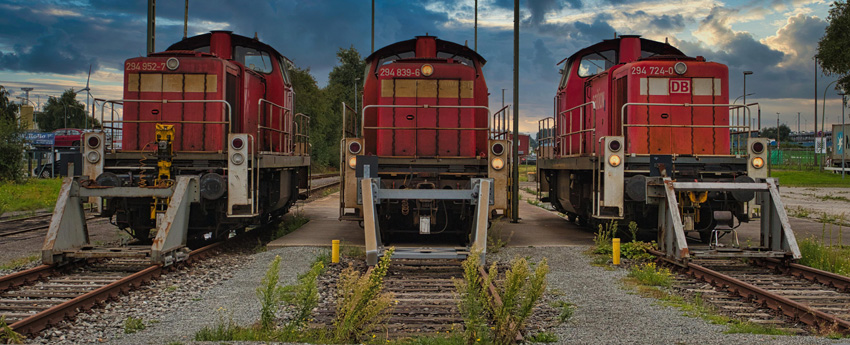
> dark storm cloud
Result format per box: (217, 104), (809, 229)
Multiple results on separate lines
(0, 29), (98, 74)
(531, 38), (557, 81)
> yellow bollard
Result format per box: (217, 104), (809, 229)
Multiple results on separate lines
(332, 240), (340, 263)
(612, 238), (621, 265)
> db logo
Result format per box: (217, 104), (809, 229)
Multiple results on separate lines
(670, 79), (691, 94)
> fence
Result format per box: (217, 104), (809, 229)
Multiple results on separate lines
(771, 148), (817, 170)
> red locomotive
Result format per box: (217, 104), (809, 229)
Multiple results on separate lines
(340, 35), (511, 264)
(538, 35), (769, 243)
(44, 31), (309, 265)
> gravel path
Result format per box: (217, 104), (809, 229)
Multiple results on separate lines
(106, 246), (325, 345)
(490, 247), (843, 345)
(781, 187), (850, 222)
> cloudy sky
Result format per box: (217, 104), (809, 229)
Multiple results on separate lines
(0, 0), (845, 134)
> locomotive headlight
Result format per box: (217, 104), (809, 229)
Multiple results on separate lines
(421, 64), (433, 77)
(752, 157), (765, 169)
(231, 153), (245, 165)
(166, 57), (180, 71)
(491, 157), (505, 170)
(608, 155), (622, 167)
(674, 62), (687, 75)
(348, 156), (357, 169)
(86, 151), (101, 164)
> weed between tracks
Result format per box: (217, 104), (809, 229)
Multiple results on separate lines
(455, 252), (551, 345)
(196, 248), (395, 344)
(0, 254), (39, 270)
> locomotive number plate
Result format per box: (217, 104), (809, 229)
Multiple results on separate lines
(126, 62), (167, 71)
(379, 67), (422, 77)
(630, 66), (674, 75)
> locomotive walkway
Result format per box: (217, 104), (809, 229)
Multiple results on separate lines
(267, 191), (594, 249)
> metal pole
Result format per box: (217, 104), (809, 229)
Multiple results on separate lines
(798, 112), (801, 135)
(843, 93), (846, 179)
(777, 114), (780, 152)
(501, 88), (505, 109)
(147, 0), (156, 56)
(815, 56), (819, 169)
(511, 0), (519, 223)
(371, 0), (375, 53)
(183, 0), (188, 39)
(474, 0), (478, 52)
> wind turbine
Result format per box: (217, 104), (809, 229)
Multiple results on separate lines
(74, 65), (93, 129)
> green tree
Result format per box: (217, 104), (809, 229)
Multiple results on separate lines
(290, 66), (332, 169)
(0, 86), (19, 122)
(818, 0), (850, 92)
(36, 89), (99, 132)
(0, 86), (25, 182)
(760, 124), (792, 142)
(313, 46), (367, 170)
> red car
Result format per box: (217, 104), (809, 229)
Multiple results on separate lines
(53, 128), (84, 147)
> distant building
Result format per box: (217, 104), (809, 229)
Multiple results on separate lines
(507, 134), (530, 159)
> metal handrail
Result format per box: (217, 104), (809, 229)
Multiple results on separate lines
(556, 101), (597, 156)
(620, 102), (752, 154)
(257, 98), (293, 154)
(342, 102), (359, 138)
(93, 98), (233, 153)
(491, 105), (511, 140)
(537, 117), (555, 159)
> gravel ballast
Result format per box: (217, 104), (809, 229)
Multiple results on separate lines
(491, 246), (844, 345)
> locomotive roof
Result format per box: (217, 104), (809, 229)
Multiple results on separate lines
(166, 31), (290, 62)
(366, 36), (487, 65)
(558, 36), (685, 66)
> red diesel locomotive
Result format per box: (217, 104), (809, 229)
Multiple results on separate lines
(538, 35), (768, 242)
(82, 31), (310, 245)
(340, 35), (511, 263)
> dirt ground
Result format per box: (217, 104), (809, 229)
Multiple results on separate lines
(0, 216), (128, 268)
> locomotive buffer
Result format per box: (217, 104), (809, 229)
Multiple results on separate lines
(356, 161), (493, 266)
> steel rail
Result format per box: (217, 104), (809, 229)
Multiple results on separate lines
(6, 241), (223, 335)
(649, 249), (850, 332)
(756, 258), (850, 293)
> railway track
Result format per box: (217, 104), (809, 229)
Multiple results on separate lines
(314, 258), (509, 340)
(0, 242), (221, 336)
(652, 249), (850, 334)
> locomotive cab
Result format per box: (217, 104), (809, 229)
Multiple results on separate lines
(341, 35), (512, 264)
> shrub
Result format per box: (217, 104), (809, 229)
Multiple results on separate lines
(123, 317), (146, 334)
(628, 262), (672, 287)
(620, 241), (655, 262)
(593, 221), (618, 255)
(257, 255), (284, 330)
(486, 257), (549, 345)
(0, 118), (24, 183)
(455, 252), (490, 345)
(331, 247), (395, 343)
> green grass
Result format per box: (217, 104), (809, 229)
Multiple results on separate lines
(518, 164), (536, 182)
(627, 262), (672, 287)
(0, 255), (40, 270)
(799, 238), (850, 276)
(123, 317), (146, 334)
(526, 331), (558, 343)
(770, 170), (850, 188)
(0, 178), (63, 215)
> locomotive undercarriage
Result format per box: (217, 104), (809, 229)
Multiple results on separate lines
(375, 175), (481, 245)
(96, 157), (300, 244)
(543, 156), (754, 242)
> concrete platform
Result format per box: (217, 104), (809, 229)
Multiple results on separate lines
(267, 191), (594, 249)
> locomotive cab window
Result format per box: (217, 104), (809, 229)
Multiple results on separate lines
(577, 50), (616, 78)
(436, 52), (473, 67)
(235, 46), (273, 74)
